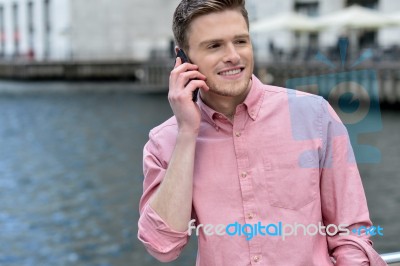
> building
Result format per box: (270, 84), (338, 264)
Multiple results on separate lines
(0, 0), (399, 62)
(247, 0), (400, 61)
(0, 0), (180, 61)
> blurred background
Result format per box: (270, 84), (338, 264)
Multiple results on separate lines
(0, 0), (399, 265)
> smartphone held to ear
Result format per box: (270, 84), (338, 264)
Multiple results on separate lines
(176, 49), (200, 102)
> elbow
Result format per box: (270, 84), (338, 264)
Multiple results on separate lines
(137, 204), (189, 262)
(138, 230), (185, 263)
(137, 225), (187, 263)
(146, 246), (183, 263)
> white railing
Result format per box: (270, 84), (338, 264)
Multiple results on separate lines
(381, 252), (400, 265)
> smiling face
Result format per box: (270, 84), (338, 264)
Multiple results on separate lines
(186, 9), (254, 98)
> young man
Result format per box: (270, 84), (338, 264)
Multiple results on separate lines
(138, 0), (386, 265)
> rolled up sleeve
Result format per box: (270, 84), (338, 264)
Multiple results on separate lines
(138, 204), (189, 262)
(137, 132), (190, 262)
(319, 99), (387, 266)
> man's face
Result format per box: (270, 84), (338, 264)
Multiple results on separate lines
(186, 9), (254, 98)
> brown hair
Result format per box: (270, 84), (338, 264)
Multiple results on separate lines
(173, 0), (249, 51)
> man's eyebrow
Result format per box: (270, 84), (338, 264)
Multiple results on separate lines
(198, 34), (250, 47)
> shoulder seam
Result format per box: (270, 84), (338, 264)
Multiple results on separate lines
(264, 85), (322, 100)
(150, 117), (178, 136)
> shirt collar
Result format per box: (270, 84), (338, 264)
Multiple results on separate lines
(197, 74), (265, 124)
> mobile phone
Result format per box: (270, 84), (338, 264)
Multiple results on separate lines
(176, 49), (199, 102)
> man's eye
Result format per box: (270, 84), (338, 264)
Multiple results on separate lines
(236, 39), (247, 44)
(208, 44), (220, 49)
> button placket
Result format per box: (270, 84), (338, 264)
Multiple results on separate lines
(232, 111), (262, 262)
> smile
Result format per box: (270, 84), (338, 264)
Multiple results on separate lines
(218, 68), (244, 76)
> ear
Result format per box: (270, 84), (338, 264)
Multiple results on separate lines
(175, 46), (180, 55)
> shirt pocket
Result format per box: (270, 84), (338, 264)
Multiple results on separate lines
(262, 154), (319, 210)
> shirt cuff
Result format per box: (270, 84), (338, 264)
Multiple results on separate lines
(330, 235), (387, 266)
(334, 244), (370, 266)
(138, 204), (189, 262)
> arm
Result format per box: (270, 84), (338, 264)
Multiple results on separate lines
(150, 56), (209, 231)
(319, 99), (387, 265)
(137, 57), (209, 262)
(149, 130), (198, 231)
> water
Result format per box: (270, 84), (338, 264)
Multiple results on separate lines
(0, 82), (398, 266)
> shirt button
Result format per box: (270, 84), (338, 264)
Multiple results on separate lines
(235, 132), (241, 137)
(241, 171), (247, 178)
(247, 213), (254, 219)
(253, 255), (261, 262)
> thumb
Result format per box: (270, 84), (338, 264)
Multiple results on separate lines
(174, 56), (182, 68)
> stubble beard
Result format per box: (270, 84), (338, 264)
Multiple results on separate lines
(205, 74), (252, 97)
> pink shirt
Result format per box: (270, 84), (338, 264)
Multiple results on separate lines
(138, 75), (387, 266)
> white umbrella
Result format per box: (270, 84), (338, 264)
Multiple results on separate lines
(316, 5), (396, 30)
(250, 12), (320, 33)
(387, 12), (400, 25)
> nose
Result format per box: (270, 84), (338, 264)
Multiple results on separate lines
(222, 43), (240, 65)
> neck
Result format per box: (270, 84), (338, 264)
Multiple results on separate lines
(200, 80), (252, 121)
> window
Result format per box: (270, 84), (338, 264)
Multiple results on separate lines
(294, 1), (320, 57)
(0, 5), (4, 56)
(12, 2), (19, 57)
(346, 0), (379, 48)
(294, 1), (319, 17)
(43, 0), (51, 59)
(346, 0), (379, 9)
(27, 1), (35, 58)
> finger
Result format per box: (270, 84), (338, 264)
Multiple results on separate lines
(173, 62), (199, 74)
(185, 79), (210, 92)
(174, 70), (206, 91)
(174, 56), (181, 68)
(179, 70), (207, 82)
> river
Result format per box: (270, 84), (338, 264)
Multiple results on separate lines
(0, 81), (398, 266)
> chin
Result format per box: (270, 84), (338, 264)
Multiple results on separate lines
(209, 78), (251, 97)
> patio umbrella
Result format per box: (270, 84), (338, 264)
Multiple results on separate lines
(250, 12), (320, 33)
(387, 12), (400, 25)
(316, 5), (396, 30)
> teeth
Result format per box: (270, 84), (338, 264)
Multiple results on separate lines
(220, 69), (241, 76)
